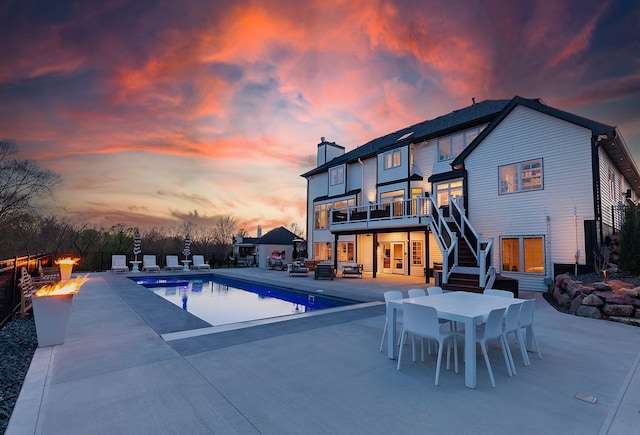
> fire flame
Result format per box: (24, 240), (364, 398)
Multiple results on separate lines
(34, 275), (89, 297)
(55, 257), (80, 265)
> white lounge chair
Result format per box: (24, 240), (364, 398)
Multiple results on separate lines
(111, 255), (129, 273)
(192, 255), (210, 270)
(165, 255), (183, 271)
(142, 255), (160, 272)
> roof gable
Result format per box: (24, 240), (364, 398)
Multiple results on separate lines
(255, 226), (297, 245)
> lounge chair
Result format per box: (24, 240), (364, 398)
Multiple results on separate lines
(314, 263), (334, 280)
(142, 255), (160, 272)
(288, 262), (309, 277)
(165, 255), (183, 271)
(192, 255), (210, 270)
(111, 255), (129, 273)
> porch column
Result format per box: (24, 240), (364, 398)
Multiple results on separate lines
(373, 233), (378, 278)
(333, 233), (338, 270)
(425, 228), (430, 284)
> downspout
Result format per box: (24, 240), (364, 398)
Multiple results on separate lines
(592, 135), (602, 248)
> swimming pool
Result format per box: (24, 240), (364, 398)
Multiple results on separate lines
(131, 274), (356, 326)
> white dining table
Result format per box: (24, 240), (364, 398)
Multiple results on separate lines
(387, 291), (526, 389)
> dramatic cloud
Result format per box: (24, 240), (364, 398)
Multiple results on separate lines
(1, 0), (638, 233)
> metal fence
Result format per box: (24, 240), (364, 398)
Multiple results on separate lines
(0, 253), (55, 327)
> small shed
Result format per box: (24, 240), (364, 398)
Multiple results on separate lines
(255, 227), (299, 269)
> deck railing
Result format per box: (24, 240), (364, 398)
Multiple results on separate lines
(330, 196), (431, 227)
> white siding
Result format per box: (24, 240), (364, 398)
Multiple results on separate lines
(362, 157), (377, 203)
(413, 139), (436, 193)
(465, 105), (594, 291)
(377, 146), (408, 184)
(599, 147), (627, 230)
(346, 160), (362, 193)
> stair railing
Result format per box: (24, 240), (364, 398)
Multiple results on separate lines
(478, 238), (495, 288)
(428, 196), (457, 284)
(449, 196), (482, 261)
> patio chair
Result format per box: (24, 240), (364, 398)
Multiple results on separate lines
(483, 288), (514, 298)
(408, 288), (426, 298)
(427, 286), (443, 295)
(192, 255), (211, 270)
(518, 299), (542, 363)
(397, 303), (459, 386)
(501, 303), (523, 375)
(142, 255), (160, 272)
(379, 290), (404, 352)
(475, 307), (511, 387)
(165, 255), (183, 271)
(111, 255), (129, 273)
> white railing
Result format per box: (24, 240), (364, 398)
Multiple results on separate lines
(330, 196), (431, 226)
(478, 238), (494, 288)
(449, 196), (481, 261)
(428, 196), (457, 284)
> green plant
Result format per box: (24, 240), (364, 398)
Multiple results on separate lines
(619, 204), (640, 275)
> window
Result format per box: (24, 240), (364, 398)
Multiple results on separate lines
(314, 203), (331, 229)
(384, 150), (401, 169)
(499, 159), (542, 194)
(411, 188), (423, 215)
(337, 242), (354, 262)
(411, 241), (423, 266)
(330, 166), (344, 186)
(380, 190), (404, 217)
(314, 242), (332, 261)
(501, 236), (544, 274)
(435, 181), (463, 207)
(438, 126), (482, 161)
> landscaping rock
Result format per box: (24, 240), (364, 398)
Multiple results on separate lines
(582, 294), (604, 306)
(555, 274), (572, 288)
(570, 294), (584, 313)
(592, 282), (612, 291)
(602, 303), (634, 317)
(566, 280), (583, 298)
(576, 305), (603, 319)
(594, 291), (633, 304)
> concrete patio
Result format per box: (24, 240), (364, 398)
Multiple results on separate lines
(7, 267), (640, 434)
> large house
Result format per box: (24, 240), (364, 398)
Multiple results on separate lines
(301, 96), (640, 292)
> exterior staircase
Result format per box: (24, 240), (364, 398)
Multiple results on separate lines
(442, 222), (484, 293)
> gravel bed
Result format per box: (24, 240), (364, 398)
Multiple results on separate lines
(0, 314), (37, 435)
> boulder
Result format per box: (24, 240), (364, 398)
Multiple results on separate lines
(555, 274), (573, 289)
(616, 288), (639, 298)
(582, 294), (604, 307)
(576, 305), (603, 319)
(566, 281), (583, 298)
(592, 282), (612, 291)
(594, 291), (633, 304)
(580, 286), (596, 295)
(570, 294), (584, 314)
(602, 304), (634, 317)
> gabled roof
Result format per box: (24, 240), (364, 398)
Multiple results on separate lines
(255, 226), (298, 245)
(451, 96), (640, 194)
(301, 99), (510, 178)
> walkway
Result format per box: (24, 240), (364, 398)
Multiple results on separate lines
(7, 268), (639, 434)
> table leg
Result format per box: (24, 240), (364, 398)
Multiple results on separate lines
(387, 307), (397, 359)
(464, 318), (477, 389)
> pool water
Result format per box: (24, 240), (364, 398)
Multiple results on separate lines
(131, 274), (356, 326)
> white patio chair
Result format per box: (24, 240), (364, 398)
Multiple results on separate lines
(379, 291), (404, 352)
(427, 286), (443, 295)
(501, 303), (524, 375)
(483, 288), (514, 298)
(111, 255), (128, 273)
(397, 303), (459, 386)
(408, 288), (426, 298)
(476, 307), (511, 387)
(518, 299), (542, 363)
(192, 255), (211, 270)
(165, 255), (183, 271)
(142, 255), (160, 272)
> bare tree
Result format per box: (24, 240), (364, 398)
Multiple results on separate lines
(213, 216), (237, 246)
(0, 140), (61, 225)
(286, 222), (305, 238)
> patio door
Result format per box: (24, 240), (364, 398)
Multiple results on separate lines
(392, 242), (404, 274)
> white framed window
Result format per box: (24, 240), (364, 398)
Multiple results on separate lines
(411, 241), (423, 266)
(384, 150), (401, 169)
(314, 242), (332, 261)
(380, 190), (405, 217)
(330, 166), (344, 186)
(314, 203), (331, 230)
(337, 242), (354, 262)
(438, 126), (482, 161)
(435, 180), (463, 207)
(501, 236), (544, 274)
(499, 158), (543, 194)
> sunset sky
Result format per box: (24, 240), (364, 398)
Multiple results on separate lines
(1, 0), (639, 235)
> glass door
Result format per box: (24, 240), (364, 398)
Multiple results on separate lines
(392, 242), (404, 274)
